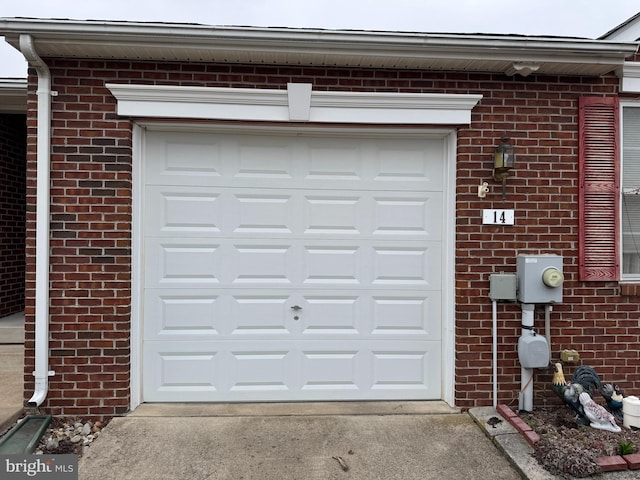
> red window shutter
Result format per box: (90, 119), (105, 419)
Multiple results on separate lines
(578, 96), (620, 281)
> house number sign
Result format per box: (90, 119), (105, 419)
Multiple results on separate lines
(482, 209), (515, 225)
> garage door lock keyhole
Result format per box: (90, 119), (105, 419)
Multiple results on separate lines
(291, 305), (302, 320)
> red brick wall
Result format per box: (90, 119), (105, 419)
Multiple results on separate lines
(0, 114), (26, 319)
(24, 60), (640, 416)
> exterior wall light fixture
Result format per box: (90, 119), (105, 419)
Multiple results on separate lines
(493, 136), (515, 200)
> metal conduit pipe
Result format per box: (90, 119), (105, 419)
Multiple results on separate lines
(519, 303), (535, 412)
(544, 304), (553, 355)
(492, 299), (498, 409)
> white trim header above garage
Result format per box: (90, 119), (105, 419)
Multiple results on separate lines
(106, 83), (482, 124)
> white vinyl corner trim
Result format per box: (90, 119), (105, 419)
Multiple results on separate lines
(106, 83), (482, 125)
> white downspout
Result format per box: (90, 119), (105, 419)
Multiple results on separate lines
(19, 34), (55, 407)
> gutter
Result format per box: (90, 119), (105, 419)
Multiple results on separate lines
(0, 18), (638, 76)
(0, 17), (636, 51)
(19, 33), (55, 408)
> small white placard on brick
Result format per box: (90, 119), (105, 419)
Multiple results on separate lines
(483, 209), (515, 225)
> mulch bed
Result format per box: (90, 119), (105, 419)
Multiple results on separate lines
(519, 407), (640, 478)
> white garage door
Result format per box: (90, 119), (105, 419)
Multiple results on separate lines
(141, 128), (445, 402)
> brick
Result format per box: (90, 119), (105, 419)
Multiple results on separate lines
(16, 57), (640, 417)
(522, 430), (540, 447)
(507, 417), (532, 434)
(496, 404), (517, 419)
(0, 113), (27, 318)
(597, 456), (628, 472)
(623, 453), (640, 470)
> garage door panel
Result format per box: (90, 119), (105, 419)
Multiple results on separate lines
(298, 294), (363, 335)
(144, 289), (439, 341)
(142, 129), (446, 403)
(232, 193), (295, 234)
(146, 240), (221, 286)
(303, 195), (363, 234)
(144, 341), (440, 402)
(230, 244), (294, 285)
(147, 347), (220, 394)
(371, 295), (440, 337)
(305, 140), (363, 181)
(302, 245), (360, 285)
(147, 189), (222, 234)
(146, 238), (440, 289)
(230, 295), (292, 334)
(146, 239), (296, 287)
(372, 195), (442, 237)
(144, 291), (302, 340)
(373, 141), (443, 184)
(372, 244), (442, 287)
(235, 142), (296, 180)
(298, 291), (440, 339)
(301, 351), (359, 390)
(147, 133), (224, 179)
(145, 131), (443, 192)
(144, 291), (221, 339)
(147, 185), (440, 240)
(145, 132), (293, 186)
(371, 348), (439, 390)
(146, 186), (298, 236)
(230, 351), (291, 392)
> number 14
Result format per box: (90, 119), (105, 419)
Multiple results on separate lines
(482, 209), (515, 225)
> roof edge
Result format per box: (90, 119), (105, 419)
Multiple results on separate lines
(0, 18), (638, 76)
(599, 11), (640, 41)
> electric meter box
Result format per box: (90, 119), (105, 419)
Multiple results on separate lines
(517, 254), (564, 304)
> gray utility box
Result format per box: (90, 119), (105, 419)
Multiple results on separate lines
(518, 333), (550, 368)
(489, 273), (517, 301)
(516, 254), (564, 304)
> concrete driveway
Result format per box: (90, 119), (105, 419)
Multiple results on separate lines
(78, 403), (522, 480)
(0, 344), (23, 430)
(0, 313), (24, 434)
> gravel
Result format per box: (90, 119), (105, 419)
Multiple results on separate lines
(34, 417), (110, 456)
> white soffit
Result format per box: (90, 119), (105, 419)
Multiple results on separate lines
(106, 83), (483, 125)
(0, 78), (27, 113)
(620, 62), (640, 93)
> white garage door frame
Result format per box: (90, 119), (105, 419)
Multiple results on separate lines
(116, 84), (482, 410)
